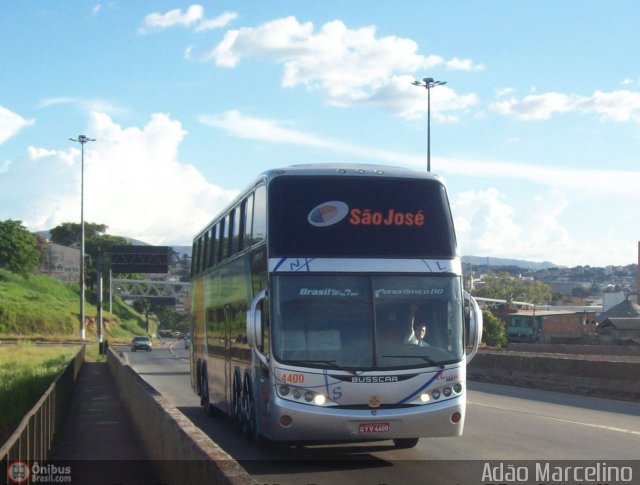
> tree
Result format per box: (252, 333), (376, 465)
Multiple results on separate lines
(49, 222), (130, 290)
(50, 222), (108, 247)
(474, 272), (527, 301)
(526, 280), (552, 304)
(473, 272), (552, 304)
(0, 219), (40, 275)
(482, 310), (508, 348)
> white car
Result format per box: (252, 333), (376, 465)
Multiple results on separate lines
(131, 335), (152, 352)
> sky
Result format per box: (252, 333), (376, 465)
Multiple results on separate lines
(1, 1), (639, 268)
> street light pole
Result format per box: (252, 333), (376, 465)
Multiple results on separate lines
(412, 77), (446, 172)
(69, 135), (95, 340)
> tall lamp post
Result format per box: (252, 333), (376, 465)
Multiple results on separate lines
(412, 77), (446, 172)
(69, 135), (95, 340)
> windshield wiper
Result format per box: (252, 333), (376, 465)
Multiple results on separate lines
(288, 359), (358, 375)
(382, 355), (445, 369)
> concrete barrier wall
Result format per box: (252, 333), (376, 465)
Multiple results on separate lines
(508, 343), (640, 356)
(469, 350), (640, 401)
(106, 348), (253, 485)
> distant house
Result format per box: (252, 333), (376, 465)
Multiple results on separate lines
(596, 296), (640, 324)
(506, 309), (597, 343)
(598, 318), (640, 345)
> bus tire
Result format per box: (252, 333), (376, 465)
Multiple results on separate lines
(200, 365), (209, 407)
(232, 371), (242, 423)
(393, 438), (419, 449)
(195, 361), (202, 396)
(241, 374), (256, 440)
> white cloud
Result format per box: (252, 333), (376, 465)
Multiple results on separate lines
(451, 188), (635, 267)
(38, 97), (127, 117)
(453, 188), (522, 257)
(141, 5), (236, 33)
(198, 110), (420, 162)
(27, 146), (75, 166)
(0, 106), (34, 144)
(490, 92), (579, 120)
(195, 11), (238, 32)
(142, 5), (204, 30)
(490, 90), (640, 122)
(495, 87), (516, 98)
(446, 57), (485, 71)
(22, 112), (238, 245)
(208, 16), (482, 119)
(200, 110), (640, 198)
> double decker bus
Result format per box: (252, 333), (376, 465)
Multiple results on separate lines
(190, 164), (482, 448)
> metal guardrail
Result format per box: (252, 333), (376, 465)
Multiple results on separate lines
(0, 346), (85, 474)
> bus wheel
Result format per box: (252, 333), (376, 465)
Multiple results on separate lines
(241, 375), (256, 440)
(200, 366), (209, 407)
(393, 438), (419, 449)
(232, 372), (242, 423)
(195, 361), (202, 396)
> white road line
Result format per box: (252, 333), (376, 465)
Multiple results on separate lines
(469, 401), (640, 436)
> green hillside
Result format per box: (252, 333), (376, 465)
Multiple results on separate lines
(0, 268), (149, 339)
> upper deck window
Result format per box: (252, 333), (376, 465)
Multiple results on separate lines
(268, 176), (456, 259)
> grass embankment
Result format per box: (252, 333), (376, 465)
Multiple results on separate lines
(0, 269), (159, 446)
(0, 343), (78, 445)
(0, 268), (152, 341)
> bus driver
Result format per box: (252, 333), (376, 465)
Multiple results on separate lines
(406, 303), (429, 347)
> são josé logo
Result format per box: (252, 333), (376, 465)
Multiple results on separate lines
(308, 201), (349, 227)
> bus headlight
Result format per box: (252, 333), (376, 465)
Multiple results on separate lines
(276, 385), (333, 406)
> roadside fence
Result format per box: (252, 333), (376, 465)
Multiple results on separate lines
(0, 346), (85, 473)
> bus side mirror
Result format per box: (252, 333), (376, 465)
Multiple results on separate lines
(464, 291), (483, 363)
(247, 288), (268, 365)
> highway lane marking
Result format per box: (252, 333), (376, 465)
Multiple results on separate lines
(468, 400), (640, 436)
(167, 339), (190, 363)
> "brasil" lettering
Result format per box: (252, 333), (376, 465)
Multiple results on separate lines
(349, 208), (425, 226)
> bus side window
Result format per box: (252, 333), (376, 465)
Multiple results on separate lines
(196, 238), (204, 274)
(252, 185), (266, 245)
(209, 226), (217, 267)
(244, 194), (254, 248)
(218, 218), (226, 262)
(232, 204), (242, 254)
(202, 231), (209, 270)
(227, 211), (235, 258)
(191, 241), (197, 277)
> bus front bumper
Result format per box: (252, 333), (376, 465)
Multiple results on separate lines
(260, 394), (466, 442)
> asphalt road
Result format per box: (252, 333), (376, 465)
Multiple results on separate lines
(124, 341), (640, 485)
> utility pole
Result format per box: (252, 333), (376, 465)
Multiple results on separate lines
(411, 77), (446, 172)
(69, 135), (95, 340)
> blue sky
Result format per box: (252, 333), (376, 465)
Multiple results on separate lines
(1, 1), (639, 267)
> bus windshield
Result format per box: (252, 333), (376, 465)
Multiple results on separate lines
(272, 274), (464, 370)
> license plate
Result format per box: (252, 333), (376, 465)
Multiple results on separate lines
(359, 422), (390, 433)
